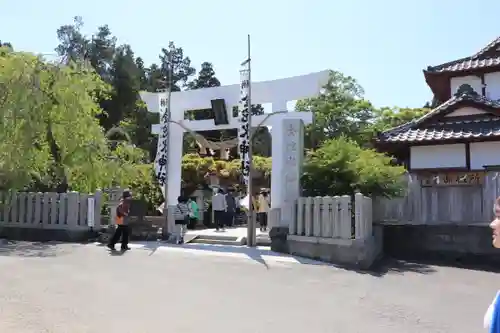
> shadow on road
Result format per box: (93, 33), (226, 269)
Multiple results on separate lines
(0, 239), (63, 257)
(366, 258), (438, 277)
(134, 241), (331, 269)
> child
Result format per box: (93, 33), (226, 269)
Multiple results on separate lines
(173, 196), (190, 244)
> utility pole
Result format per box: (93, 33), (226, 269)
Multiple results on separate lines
(244, 35), (256, 247)
(164, 51), (173, 204)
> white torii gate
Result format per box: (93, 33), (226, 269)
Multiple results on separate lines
(140, 70), (329, 224)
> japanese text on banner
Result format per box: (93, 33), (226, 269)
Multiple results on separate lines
(154, 96), (170, 187)
(238, 64), (251, 185)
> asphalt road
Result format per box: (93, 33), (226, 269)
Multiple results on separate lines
(0, 240), (497, 333)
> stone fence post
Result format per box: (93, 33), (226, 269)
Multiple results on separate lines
(108, 187), (122, 227)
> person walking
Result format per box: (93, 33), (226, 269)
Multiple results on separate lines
(212, 188), (227, 231)
(257, 190), (271, 231)
(107, 190), (132, 251)
(173, 196), (190, 244)
(187, 197), (199, 230)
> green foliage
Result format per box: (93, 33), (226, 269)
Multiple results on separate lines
(119, 163), (163, 214)
(297, 70), (431, 148)
(0, 50), (116, 191)
(302, 137), (406, 198)
(187, 62), (221, 89)
(296, 70), (376, 147)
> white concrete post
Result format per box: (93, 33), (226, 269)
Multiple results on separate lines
(18, 192), (26, 225)
(34, 192), (43, 227)
(58, 193), (67, 226)
(66, 192), (79, 231)
(304, 197), (313, 236)
(49, 192), (58, 226)
(339, 195), (352, 240)
(10, 192), (18, 225)
(296, 197), (305, 236)
(322, 196), (333, 238)
(313, 196), (322, 237)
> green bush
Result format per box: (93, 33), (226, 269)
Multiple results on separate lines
(301, 137), (406, 198)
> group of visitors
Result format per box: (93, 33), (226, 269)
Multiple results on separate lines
(211, 187), (271, 232)
(212, 188), (240, 231)
(105, 187), (271, 250)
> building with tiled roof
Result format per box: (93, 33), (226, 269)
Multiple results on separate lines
(377, 36), (500, 175)
(373, 37), (500, 264)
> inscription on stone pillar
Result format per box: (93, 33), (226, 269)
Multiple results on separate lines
(280, 119), (304, 226)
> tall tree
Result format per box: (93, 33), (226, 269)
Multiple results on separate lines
(187, 62), (221, 89)
(110, 45), (158, 160)
(296, 70), (376, 148)
(157, 41), (196, 91)
(108, 44), (140, 127)
(87, 25), (116, 81)
(55, 16), (90, 64)
(135, 57), (149, 90)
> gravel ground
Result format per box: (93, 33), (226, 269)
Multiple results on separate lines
(0, 240), (497, 333)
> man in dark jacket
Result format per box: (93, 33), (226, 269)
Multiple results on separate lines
(107, 190), (132, 251)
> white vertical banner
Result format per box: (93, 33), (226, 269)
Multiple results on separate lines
(155, 95), (170, 197)
(238, 63), (251, 185)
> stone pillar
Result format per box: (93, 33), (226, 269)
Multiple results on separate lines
(108, 187), (122, 228)
(162, 205), (176, 242)
(269, 118), (304, 253)
(41, 192), (50, 227)
(93, 189), (103, 230)
(66, 192), (79, 231)
(268, 208), (281, 229)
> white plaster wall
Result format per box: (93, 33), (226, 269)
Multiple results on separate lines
(444, 107), (488, 117)
(450, 76), (482, 96)
(485, 72), (500, 100)
(410, 144), (466, 169)
(470, 141), (500, 170)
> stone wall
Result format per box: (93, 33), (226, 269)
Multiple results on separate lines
(381, 224), (500, 266)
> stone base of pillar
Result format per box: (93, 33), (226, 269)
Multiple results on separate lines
(161, 205), (177, 243)
(269, 226), (289, 253)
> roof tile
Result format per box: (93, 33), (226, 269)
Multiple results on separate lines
(428, 57), (500, 73)
(381, 117), (500, 143)
(426, 36), (500, 73)
(378, 92), (500, 143)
